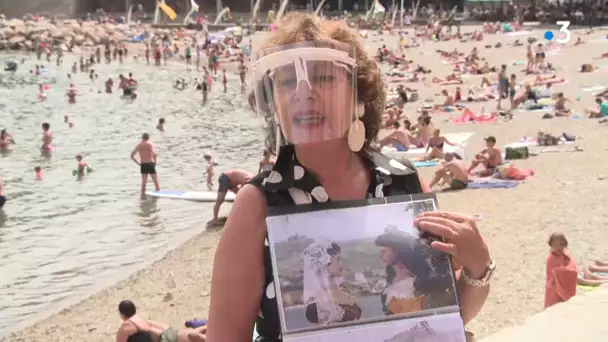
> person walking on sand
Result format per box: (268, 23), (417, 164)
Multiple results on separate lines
(130, 133), (160, 199)
(208, 169), (253, 226)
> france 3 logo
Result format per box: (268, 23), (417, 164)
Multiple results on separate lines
(543, 21), (572, 44)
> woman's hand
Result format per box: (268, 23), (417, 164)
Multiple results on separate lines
(414, 211), (491, 278)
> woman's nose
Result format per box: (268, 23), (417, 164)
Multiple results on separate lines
(293, 79), (313, 101)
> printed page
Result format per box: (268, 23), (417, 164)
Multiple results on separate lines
(265, 194), (465, 341)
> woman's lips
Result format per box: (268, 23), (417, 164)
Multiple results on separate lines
(292, 111), (325, 127)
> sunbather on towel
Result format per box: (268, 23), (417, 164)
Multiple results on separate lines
(433, 89), (456, 109)
(545, 233), (577, 308)
(467, 136), (503, 177)
(585, 97), (608, 118)
(378, 121), (419, 151)
(116, 300), (207, 342)
(554, 93), (572, 117)
(578, 267), (608, 286)
(527, 74), (564, 86)
(432, 73), (463, 85)
(424, 129), (456, 160)
(428, 153), (469, 190)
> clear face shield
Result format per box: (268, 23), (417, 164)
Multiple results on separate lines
(251, 42), (360, 151)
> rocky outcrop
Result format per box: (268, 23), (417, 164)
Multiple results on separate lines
(0, 18), (203, 51)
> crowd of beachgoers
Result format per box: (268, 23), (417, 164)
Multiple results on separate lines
(2, 8), (608, 342)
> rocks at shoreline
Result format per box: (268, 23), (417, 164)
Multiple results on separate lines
(0, 18), (197, 51)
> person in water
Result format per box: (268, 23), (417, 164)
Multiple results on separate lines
(66, 84), (77, 103)
(428, 152), (469, 190)
(208, 169), (253, 226)
(0, 129), (15, 152)
(202, 153), (215, 191)
(75, 154), (88, 178)
(115, 300), (207, 342)
(156, 118), (165, 132)
(257, 149), (275, 174)
(41, 122), (53, 154)
(130, 133), (161, 199)
(467, 136), (502, 177)
(0, 178), (6, 209)
(206, 13), (493, 342)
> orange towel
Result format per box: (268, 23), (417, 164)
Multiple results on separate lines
(545, 251), (577, 308)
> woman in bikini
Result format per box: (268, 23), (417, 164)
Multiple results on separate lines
(424, 129), (456, 160)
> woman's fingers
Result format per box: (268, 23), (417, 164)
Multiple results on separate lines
(414, 216), (457, 239)
(431, 241), (458, 256)
(417, 210), (474, 225)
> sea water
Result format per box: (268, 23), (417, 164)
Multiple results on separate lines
(0, 54), (261, 336)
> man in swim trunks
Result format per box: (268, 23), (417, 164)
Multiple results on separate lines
(41, 122), (52, 154)
(377, 121), (417, 151)
(116, 300), (207, 342)
(428, 152), (469, 190)
(209, 169), (253, 226)
(131, 133), (161, 199)
(467, 136), (503, 177)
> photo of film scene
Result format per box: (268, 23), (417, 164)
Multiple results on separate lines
(265, 195), (465, 341)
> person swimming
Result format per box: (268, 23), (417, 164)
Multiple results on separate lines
(0, 129), (15, 152)
(157, 118), (165, 132)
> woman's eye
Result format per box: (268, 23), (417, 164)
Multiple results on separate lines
(313, 75), (335, 83)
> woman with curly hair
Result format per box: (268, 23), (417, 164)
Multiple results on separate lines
(206, 12), (493, 342)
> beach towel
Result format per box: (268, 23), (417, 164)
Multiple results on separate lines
(467, 179), (519, 189)
(580, 85), (605, 92)
(545, 252), (578, 308)
(413, 160), (439, 168)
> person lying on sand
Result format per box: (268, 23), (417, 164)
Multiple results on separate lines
(580, 63), (597, 73)
(554, 93), (572, 117)
(116, 300), (207, 342)
(527, 74), (564, 86)
(424, 129), (455, 160)
(467, 136), (502, 177)
(577, 260), (608, 286)
(593, 52), (608, 59)
(465, 88), (496, 102)
(432, 74), (463, 85)
(428, 153), (469, 190)
(378, 121), (419, 151)
(585, 97), (608, 118)
(573, 37), (585, 46)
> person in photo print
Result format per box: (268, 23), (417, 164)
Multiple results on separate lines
(302, 242), (362, 324)
(207, 12), (493, 342)
(375, 226), (431, 315)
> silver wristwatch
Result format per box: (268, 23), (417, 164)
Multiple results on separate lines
(462, 260), (496, 287)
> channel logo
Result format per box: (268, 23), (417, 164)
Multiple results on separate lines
(544, 21), (572, 44)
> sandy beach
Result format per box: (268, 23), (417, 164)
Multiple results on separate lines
(4, 24), (608, 341)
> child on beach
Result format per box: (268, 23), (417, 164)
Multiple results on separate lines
(257, 149), (275, 174)
(157, 118), (165, 132)
(34, 166), (43, 180)
(75, 154), (88, 177)
(203, 153), (215, 191)
(545, 233), (577, 308)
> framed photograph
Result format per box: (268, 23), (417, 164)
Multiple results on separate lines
(265, 194), (463, 340)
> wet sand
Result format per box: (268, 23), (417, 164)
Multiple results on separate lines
(5, 26), (608, 341)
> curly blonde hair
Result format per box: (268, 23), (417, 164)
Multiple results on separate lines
(248, 12), (385, 154)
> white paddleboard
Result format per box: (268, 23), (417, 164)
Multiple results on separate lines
(146, 190), (236, 202)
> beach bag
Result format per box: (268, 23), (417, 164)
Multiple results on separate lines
(505, 146), (529, 160)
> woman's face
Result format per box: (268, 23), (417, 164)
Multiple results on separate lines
(326, 253), (344, 277)
(379, 246), (397, 266)
(550, 238), (566, 254)
(272, 61), (355, 145)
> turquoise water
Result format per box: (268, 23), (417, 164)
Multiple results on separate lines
(0, 54), (261, 336)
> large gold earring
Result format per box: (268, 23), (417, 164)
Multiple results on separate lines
(347, 104), (366, 152)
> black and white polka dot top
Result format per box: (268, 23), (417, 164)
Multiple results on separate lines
(248, 144), (423, 341)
